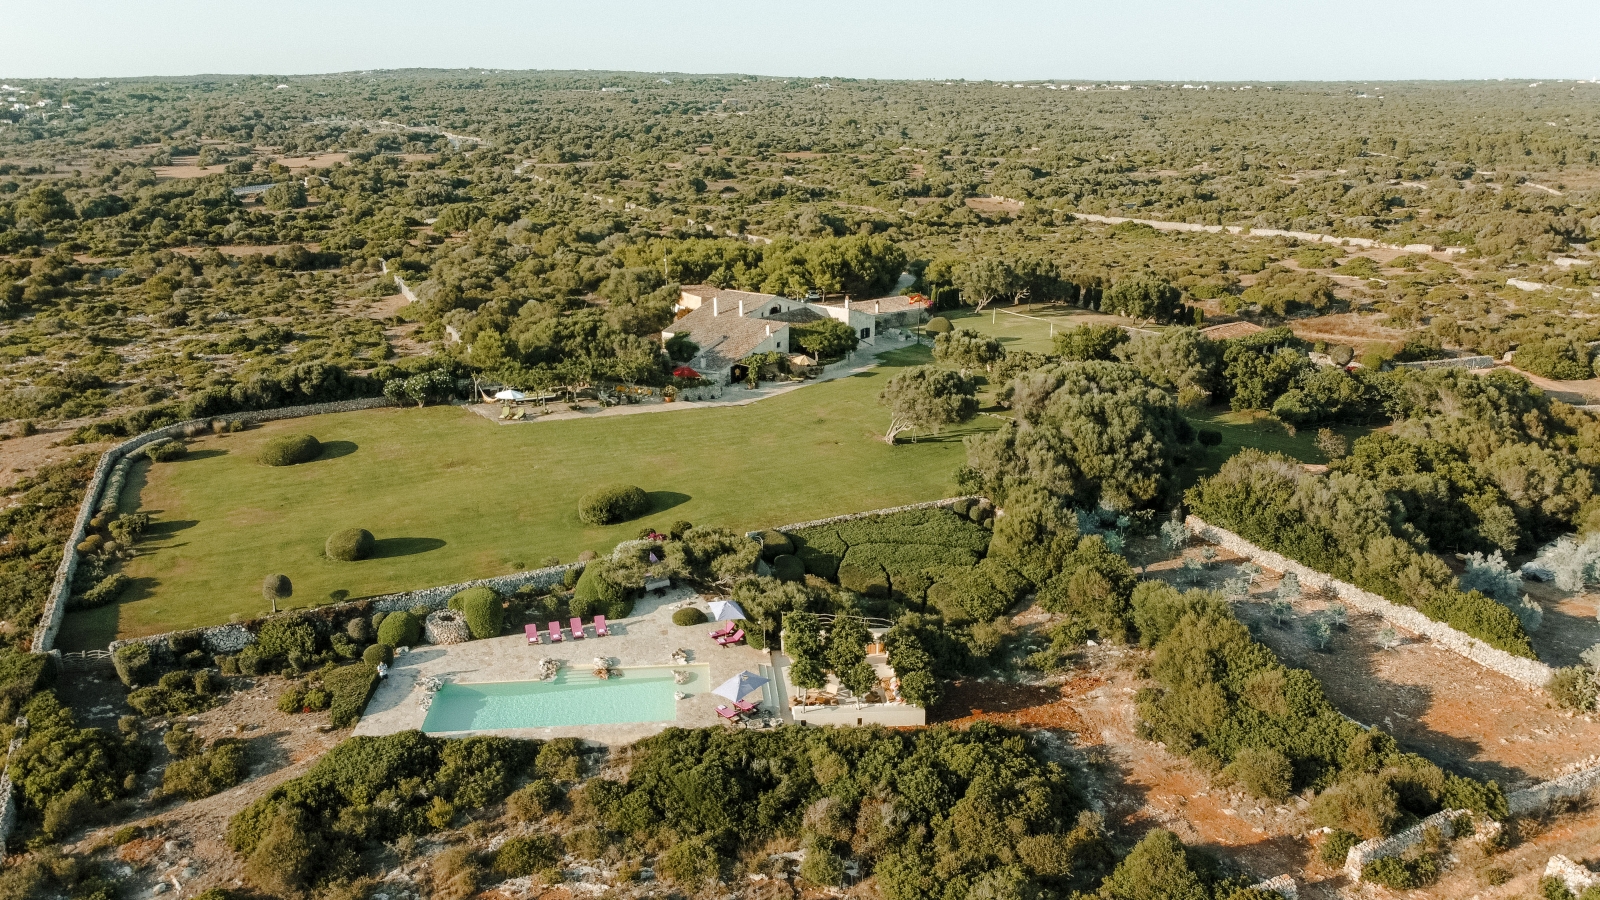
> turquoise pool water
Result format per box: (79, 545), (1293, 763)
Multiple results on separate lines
(421, 665), (708, 732)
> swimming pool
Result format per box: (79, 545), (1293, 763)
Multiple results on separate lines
(421, 664), (710, 732)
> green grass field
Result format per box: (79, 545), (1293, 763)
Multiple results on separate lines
(61, 347), (991, 648)
(941, 305), (1140, 354)
(1178, 407), (1372, 488)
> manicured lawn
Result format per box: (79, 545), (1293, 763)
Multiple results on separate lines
(63, 347), (989, 648)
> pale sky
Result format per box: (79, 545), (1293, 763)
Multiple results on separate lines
(6, 0), (1599, 81)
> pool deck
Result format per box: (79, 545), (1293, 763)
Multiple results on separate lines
(352, 587), (789, 745)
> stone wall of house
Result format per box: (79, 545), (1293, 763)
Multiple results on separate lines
(1343, 809), (1464, 881)
(1185, 516), (1554, 687)
(38, 397), (395, 653)
(1507, 763), (1600, 816)
(107, 561), (585, 659)
(763, 496), (983, 537)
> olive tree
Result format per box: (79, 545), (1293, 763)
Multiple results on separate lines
(878, 365), (977, 443)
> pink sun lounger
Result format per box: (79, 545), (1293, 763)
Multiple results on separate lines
(715, 705), (741, 723)
(716, 629), (745, 647)
(548, 622), (562, 643)
(593, 615), (609, 636)
(570, 617), (586, 639)
(733, 699), (758, 714)
(525, 623), (539, 644)
(710, 620), (736, 639)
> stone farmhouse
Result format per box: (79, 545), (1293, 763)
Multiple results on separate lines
(663, 285), (930, 383)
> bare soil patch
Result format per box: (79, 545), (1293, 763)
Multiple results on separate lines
(61, 670), (351, 897)
(1288, 312), (1407, 345)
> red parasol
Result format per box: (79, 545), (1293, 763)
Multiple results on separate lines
(673, 366), (701, 378)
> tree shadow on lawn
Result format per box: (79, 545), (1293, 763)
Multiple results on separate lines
(646, 491), (690, 516)
(174, 448), (228, 462)
(314, 440), (358, 461)
(142, 518), (198, 542)
(370, 536), (447, 559)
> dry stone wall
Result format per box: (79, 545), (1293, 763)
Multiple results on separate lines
(39, 396), (395, 653)
(1250, 875), (1296, 899)
(761, 496), (983, 537)
(1185, 516), (1554, 687)
(1546, 855), (1599, 895)
(1344, 809), (1464, 881)
(1507, 763), (1600, 816)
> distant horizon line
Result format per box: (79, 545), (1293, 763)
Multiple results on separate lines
(2, 68), (1597, 86)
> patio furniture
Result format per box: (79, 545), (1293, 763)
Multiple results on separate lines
(498, 405), (512, 419)
(570, 617), (586, 639)
(716, 629), (745, 647)
(548, 622), (563, 643)
(715, 705), (741, 724)
(644, 577), (671, 593)
(710, 620), (736, 639)
(512, 407), (526, 421)
(525, 624), (539, 644)
(593, 615), (609, 636)
(733, 699), (759, 715)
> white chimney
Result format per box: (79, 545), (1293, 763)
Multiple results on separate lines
(874, 300), (880, 313)
(765, 324), (772, 336)
(712, 297), (719, 316)
(843, 296), (850, 311)
(738, 299), (745, 316)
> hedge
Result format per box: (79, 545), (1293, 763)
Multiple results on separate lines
(259, 433), (322, 467)
(572, 562), (634, 619)
(145, 439), (188, 462)
(74, 572), (129, 610)
(770, 554), (805, 583)
(325, 663), (380, 727)
(449, 586), (504, 639)
(113, 642), (153, 687)
(577, 484), (649, 525)
(376, 610), (421, 647)
(326, 527), (375, 561)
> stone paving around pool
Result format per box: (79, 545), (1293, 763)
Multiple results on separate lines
(352, 587), (789, 745)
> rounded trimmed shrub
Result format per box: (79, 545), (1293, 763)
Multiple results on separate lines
(672, 607), (708, 626)
(326, 528), (375, 561)
(925, 316), (953, 335)
(259, 433), (322, 467)
(577, 484), (649, 526)
(771, 554), (805, 583)
(376, 610), (421, 647)
(758, 530), (794, 560)
(448, 586), (504, 639)
(362, 643), (392, 666)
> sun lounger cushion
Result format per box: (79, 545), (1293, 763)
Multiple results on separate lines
(525, 624), (539, 644)
(710, 621), (735, 638)
(715, 705), (740, 721)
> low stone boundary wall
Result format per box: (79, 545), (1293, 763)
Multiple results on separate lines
(1251, 874), (1296, 899)
(1395, 355), (1495, 370)
(37, 396), (396, 653)
(1546, 855), (1599, 895)
(760, 496), (984, 537)
(1344, 809), (1464, 881)
(1185, 516), (1554, 687)
(1507, 763), (1600, 816)
(0, 717), (27, 858)
(108, 561), (584, 658)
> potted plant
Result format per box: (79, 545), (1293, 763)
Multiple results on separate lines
(662, 385), (677, 403)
